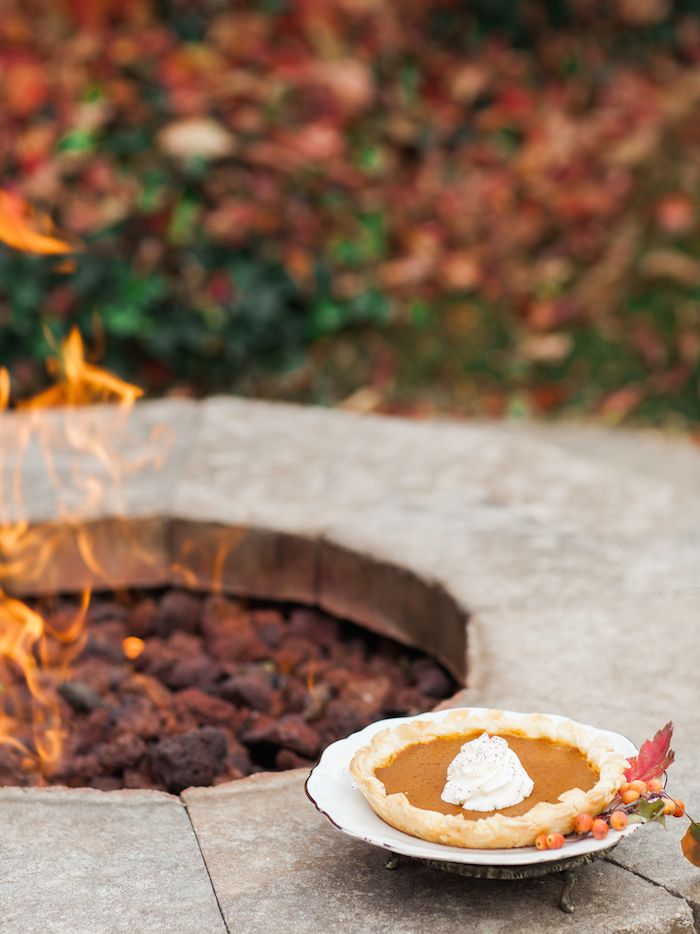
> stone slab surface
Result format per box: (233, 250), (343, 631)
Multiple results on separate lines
(2, 399), (700, 930)
(184, 770), (694, 933)
(0, 787), (225, 934)
(172, 398), (700, 612)
(501, 420), (700, 497)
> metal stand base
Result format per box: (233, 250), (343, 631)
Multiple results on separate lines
(384, 847), (615, 914)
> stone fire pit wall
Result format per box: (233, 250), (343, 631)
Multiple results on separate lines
(1, 397), (700, 933)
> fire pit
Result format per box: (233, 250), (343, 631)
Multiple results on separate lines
(0, 587), (455, 791)
(0, 332), (465, 790)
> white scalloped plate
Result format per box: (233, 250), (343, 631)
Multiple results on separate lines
(306, 708), (641, 867)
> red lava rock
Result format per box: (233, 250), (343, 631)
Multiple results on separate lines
(123, 767), (165, 791)
(121, 672), (173, 707)
(72, 706), (114, 752)
(165, 656), (219, 691)
(201, 595), (246, 639)
(89, 776), (124, 791)
(218, 673), (273, 712)
(389, 686), (428, 715)
(133, 636), (174, 679)
(339, 675), (391, 719)
(97, 733), (148, 770)
(201, 599), (269, 663)
(175, 688), (238, 728)
(318, 667), (353, 692)
(115, 694), (164, 740)
(150, 727), (228, 793)
(87, 600), (130, 624)
(251, 609), (286, 648)
(2, 588), (456, 791)
(317, 699), (365, 746)
(86, 619), (127, 661)
(58, 680), (103, 713)
(328, 640), (366, 670)
(241, 713), (321, 759)
(226, 738), (254, 775)
(275, 637), (321, 674)
(60, 753), (100, 783)
(128, 597), (160, 638)
(70, 658), (125, 695)
(275, 748), (315, 770)
(411, 658), (454, 698)
(288, 608), (340, 647)
(280, 676), (309, 714)
(158, 590), (202, 635)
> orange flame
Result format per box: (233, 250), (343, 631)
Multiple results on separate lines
(0, 194), (152, 780)
(20, 328), (143, 410)
(0, 190), (74, 255)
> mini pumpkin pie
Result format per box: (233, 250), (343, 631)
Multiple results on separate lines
(350, 709), (629, 848)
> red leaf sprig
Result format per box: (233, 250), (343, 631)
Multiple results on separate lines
(625, 721), (675, 784)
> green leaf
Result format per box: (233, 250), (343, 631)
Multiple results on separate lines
(636, 798), (667, 825)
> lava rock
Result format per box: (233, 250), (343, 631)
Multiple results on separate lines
(411, 658), (453, 698)
(288, 608), (340, 647)
(218, 673), (273, 713)
(128, 597), (160, 638)
(317, 699), (365, 746)
(158, 590), (202, 635)
(87, 600), (130, 624)
(201, 597), (269, 663)
(85, 620), (127, 661)
(89, 775), (123, 791)
(165, 656), (219, 691)
(251, 609), (285, 648)
(274, 637), (321, 674)
(339, 675), (391, 719)
(387, 686), (427, 715)
(97, 733), (147, 770)
(115, 694), (164, 740)
(71, 658), (126, 695)
(174, 687), (238, 727)
(275, 748), (315, 770)
(150, 727), (228, 793)
(58, 680), (103, 713)
(72, 706), (114, 753)
(241, 713), (320, 759)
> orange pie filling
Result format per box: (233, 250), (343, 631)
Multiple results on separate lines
(375, 731), (599, 821)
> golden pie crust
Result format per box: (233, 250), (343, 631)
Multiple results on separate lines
(350, 709), (629, 849)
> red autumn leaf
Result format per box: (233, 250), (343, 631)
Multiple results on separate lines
(625, 722), (675, 783)
(681, 822), (700, 868)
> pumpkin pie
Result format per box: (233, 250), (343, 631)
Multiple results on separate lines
(350, 709), (629, 848)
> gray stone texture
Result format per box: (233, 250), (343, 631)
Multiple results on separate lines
(2, 397), (700, 930)
(184, 770), (695, 934)
(0, 786), (225, 933)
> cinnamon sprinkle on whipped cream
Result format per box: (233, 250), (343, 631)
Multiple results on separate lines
(441, 733), (534, 812)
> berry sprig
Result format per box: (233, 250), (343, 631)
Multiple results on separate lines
(534, 776), (685, 851)
(533, 724), (700, 864)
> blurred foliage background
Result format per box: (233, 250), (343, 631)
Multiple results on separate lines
(2, 0), (700, 426)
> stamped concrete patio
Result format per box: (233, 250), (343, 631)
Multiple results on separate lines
(1, 398), (699, 933)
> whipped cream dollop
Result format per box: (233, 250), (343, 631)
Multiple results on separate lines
(441, 733), (534, 812)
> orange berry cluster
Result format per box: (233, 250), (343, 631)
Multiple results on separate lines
(533, 776), (684, 851)
(618, 779), (684, 818)
(574, 812), (624, 839)
(535, 832), (565, 850)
